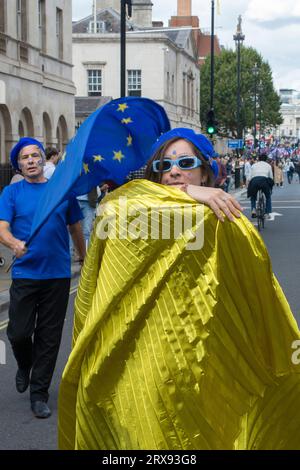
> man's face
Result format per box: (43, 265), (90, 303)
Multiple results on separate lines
(18, 145), (45, 180)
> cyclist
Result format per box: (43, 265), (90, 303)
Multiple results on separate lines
(247, 153), (274, 220)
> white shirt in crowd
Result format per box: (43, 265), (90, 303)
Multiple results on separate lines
(43, 161), (56, 179)
(244, 161), (252, 179)
(250, 161), (273, 180)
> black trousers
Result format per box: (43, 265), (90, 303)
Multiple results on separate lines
(7, 278), (71, 402)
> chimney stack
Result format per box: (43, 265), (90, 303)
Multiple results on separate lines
(177, 0), (192, 17)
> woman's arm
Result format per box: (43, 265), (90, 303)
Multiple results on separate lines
(169, 184), (244, 222)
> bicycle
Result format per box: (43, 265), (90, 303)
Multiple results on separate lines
(256, 189), (266, 232)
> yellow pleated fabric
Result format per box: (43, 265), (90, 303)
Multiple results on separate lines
(58, 180), (300, 450)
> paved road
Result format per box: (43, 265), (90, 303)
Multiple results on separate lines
(239, 179), (300, 326)
(0, 283), (77, 450)
(0, 178), (299, 449)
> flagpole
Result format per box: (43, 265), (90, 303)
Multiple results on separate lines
(120, 0), (126, 97)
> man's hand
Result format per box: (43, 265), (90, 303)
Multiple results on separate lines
(0, 221), (28, 258)
(13, 240), (27, 258)
(69, 222), (86, 264)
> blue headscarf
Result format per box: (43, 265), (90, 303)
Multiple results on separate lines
(10, 137), (45, 170)
(151, 128), (218, 178)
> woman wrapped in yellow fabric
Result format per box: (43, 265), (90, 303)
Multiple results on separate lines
(58, 128), (300, 450)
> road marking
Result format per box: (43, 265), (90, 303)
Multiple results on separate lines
(241, 199), (300, 203)
(70, 284), (79, 295)
(0, 320), (8, 331)
(242, 206), (300, 209)
(0, 283), (79, 332)
(268, 212), (283, 221)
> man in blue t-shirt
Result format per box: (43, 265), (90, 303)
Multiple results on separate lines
(0, 138), (86, 419)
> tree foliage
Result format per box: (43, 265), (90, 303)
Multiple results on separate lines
(200, 47), (283, 138)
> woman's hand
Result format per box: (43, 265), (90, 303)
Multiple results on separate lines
(169, 184), (244, 222)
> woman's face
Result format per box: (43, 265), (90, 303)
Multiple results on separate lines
(160, 139), (204, 186)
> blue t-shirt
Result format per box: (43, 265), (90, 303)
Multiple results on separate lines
(0, 180), (83, 279)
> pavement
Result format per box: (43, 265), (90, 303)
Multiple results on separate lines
(0, 185), (246, 316)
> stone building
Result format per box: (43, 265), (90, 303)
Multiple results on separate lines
(0, 0), (75, 179)
(96, 0), (153, 28)
(72, 1), (201, 131)
(274, 89), (300, 141)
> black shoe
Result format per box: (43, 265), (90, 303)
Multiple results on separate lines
(16, 368), (30, 393)
(31, 401), (51, 419)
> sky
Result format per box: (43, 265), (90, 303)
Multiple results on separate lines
(72, 0), (300, 92)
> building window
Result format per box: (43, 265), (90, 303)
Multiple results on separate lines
(38, 0), (46, 52)
(183, 75), (186, 112)
(56, 8), (63, 60)
(0, 0), (5, 33)
(17, 0), (27, 42)
(166, 72), (170, 100)
(87, 69), (102, 96)
(0, 0), (6, 55)
(171, 75), (175, 101)
(191, 79), (194, 117)
(88, 20), (106, 33)
(39, 0), (47, 53)
(128, 70), (141, 97)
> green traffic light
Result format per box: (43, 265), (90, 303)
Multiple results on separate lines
(207, 126), (215, 134)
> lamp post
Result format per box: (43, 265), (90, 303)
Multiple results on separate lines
(258, 81), (263, 145)
(233, 15), (245, 142)
(210, 0), (215, 113)
(120, 0), (132, 97)
(252, 63), (259, 150)
(206, 0), (217, 139)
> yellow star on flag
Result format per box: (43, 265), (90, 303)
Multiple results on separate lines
(117, 103), (129, 113)
(61, 152), (66, 162)
(122, 117), (133, 124)
(127, 134), (133, 146)
(83, 163), (90, 174)
(93, 155), (104, 162)
(113, 150), (125, 163)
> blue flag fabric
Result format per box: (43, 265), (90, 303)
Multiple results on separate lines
(28, 97), (170, 244)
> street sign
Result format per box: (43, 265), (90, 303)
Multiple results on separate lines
(228, 139), (244, 149)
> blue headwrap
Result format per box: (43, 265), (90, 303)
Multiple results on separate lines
(151, 128), (219, 178)
(10, 137), (45, 170)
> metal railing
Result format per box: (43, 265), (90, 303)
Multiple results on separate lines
(0, 164), (14, 192)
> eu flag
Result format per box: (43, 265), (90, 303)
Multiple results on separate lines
(28, 97), (170, 244)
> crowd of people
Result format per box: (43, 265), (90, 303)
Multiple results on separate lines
(0, 128), (300, 449)
(207, 149), (300, 193)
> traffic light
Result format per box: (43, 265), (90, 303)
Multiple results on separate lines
(206, 109), (217, 135)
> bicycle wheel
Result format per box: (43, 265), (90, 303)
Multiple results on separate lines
(257, 209), (262, 231)
(256, 190), (265, 232)
(261, 194), (266, 229)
